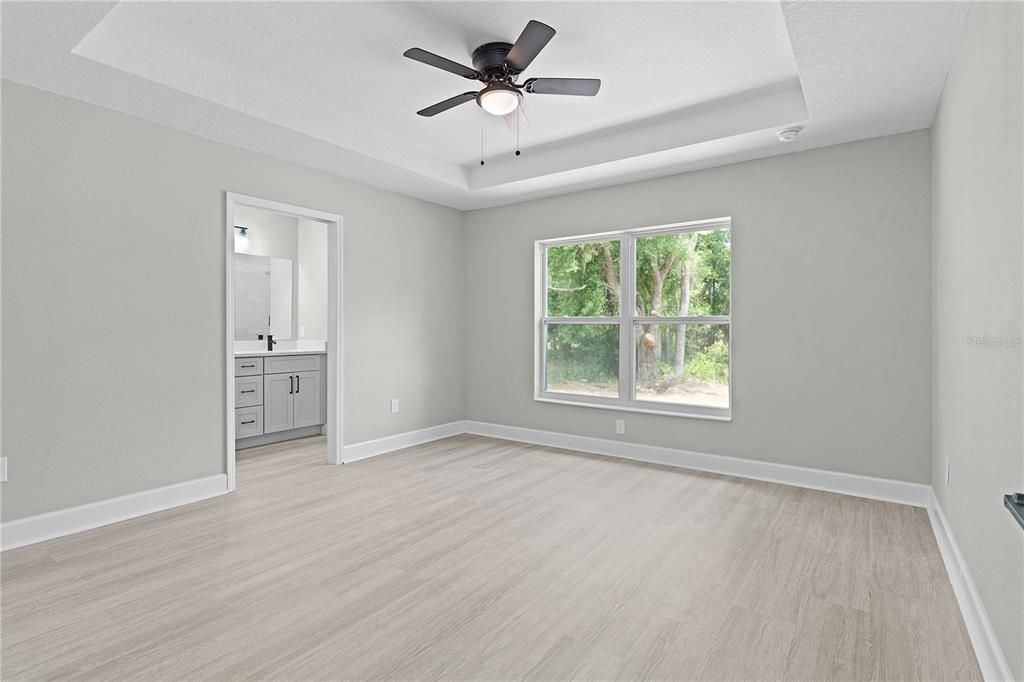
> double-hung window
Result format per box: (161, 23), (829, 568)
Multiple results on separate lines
(536, 218), (731, 419)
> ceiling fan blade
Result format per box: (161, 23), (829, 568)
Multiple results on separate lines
(524, 78), (601, 96)
(505, 20), (556, 73)
(416, 91), (478, 117)
(403, 48), (480, 80)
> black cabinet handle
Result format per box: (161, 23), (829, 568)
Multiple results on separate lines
(241, 420), (255, 425)
(241, 364), (255, 368)
(289, 375), (294, 394)
(240, 389), (255, 394)
(296, 375), (301, 393)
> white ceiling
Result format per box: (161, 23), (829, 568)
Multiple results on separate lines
(2, 1), (968, 210)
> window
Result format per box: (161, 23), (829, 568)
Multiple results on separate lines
(537, 219), (731, 419)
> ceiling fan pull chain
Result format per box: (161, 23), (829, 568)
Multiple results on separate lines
(480, 122), (485, 166)
(515, 110), (521, 157)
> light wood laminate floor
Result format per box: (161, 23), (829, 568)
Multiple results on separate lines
(2, 435), (980, 680)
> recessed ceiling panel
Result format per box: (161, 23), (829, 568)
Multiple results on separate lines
(71, 2), (800, 171)
(3, 1), (968, 209)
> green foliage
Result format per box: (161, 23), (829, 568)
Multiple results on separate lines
(546, 241), (619, 317)
(684, 338), (730, 382)
(545, 228), (731, 389)
(636, 233), (686, 315)
(649, 323), (729, 384)
(692, 229), (730, 316)
(635, 229), (730, 316)
(546, 324), (618, 385)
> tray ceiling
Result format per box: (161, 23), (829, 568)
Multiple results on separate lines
(2, 2), (968, 209)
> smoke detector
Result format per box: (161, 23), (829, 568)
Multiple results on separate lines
(777, 127), (802, 142)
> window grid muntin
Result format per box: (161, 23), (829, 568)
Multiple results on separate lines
(538, 219), (731, 417)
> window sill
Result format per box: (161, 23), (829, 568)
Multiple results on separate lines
(534, 395), (732, 422)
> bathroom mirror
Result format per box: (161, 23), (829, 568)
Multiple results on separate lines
(235, 254), (293, 339)
(233, 204), (327, 343)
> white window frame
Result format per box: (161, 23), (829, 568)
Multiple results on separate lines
(535, 217), (732, 421)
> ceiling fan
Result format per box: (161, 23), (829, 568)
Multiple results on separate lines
(403, 20), (601, 119)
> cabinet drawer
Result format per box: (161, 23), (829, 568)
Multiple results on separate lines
(235, 406), (264, 439)
(235, 357), (264, 376)
(234, 376), (263, 408)
(263, 354), (321, 375)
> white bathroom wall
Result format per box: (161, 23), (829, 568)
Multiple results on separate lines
(296, 217), (328, 340)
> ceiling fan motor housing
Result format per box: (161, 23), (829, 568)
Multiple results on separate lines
(404, 21), (600, 118)
(472, 42), (516, 79)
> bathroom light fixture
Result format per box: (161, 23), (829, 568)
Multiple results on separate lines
(234, 225), (249, 252)
(477, 83), (521, 116)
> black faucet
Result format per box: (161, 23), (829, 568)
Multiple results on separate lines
(267, 334), (276, 352)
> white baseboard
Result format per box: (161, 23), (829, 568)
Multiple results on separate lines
(346, 420), (932, 507)
(236, 425), (323, 449)
(0, 420), (462, 551)
(463, 421), (933, 507)
(0, 422), (931, 551)
(1, 474), (228, 552)
(341, 420), (468, 464)
(927, 493), (1013, 681)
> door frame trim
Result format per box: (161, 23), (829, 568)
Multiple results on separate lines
(224, 192), (344, 490)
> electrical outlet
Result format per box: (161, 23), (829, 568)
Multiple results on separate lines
(615, 419), (626, 435)
(945, 457), (950, 485)
(391, 399), (400, 414)
(0, 457), (7, 483)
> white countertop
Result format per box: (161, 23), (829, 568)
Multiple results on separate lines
(234, 340), (326, 358)
(234, 349), (326, 358)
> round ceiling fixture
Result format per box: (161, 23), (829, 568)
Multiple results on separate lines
(777, 127), (803, 142)
(476, 83), (522, 116)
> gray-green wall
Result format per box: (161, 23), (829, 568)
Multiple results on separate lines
(464, 131), (933, 484)
(931, 2), (1024, 677)
(5, 38), (1020, 671)
(8, 38), (1022, 675)
(1, 81), (465, 521)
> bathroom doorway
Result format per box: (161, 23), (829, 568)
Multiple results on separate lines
(224, 193), (343, 490)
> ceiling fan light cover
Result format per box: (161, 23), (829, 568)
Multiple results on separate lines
(477, 85), (521, 116)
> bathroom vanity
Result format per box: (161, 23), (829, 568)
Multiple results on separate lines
(234, 348), (327, 447)
(232, 210), (329, 449)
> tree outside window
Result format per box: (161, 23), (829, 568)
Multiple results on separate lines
(539, 220), (731, 417)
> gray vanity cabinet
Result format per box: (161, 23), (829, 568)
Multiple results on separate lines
(236, 353), (325, 443)
(235, 405), (263, 438)
(263, 373), (296, 434)
(292, 370), (322, 429)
